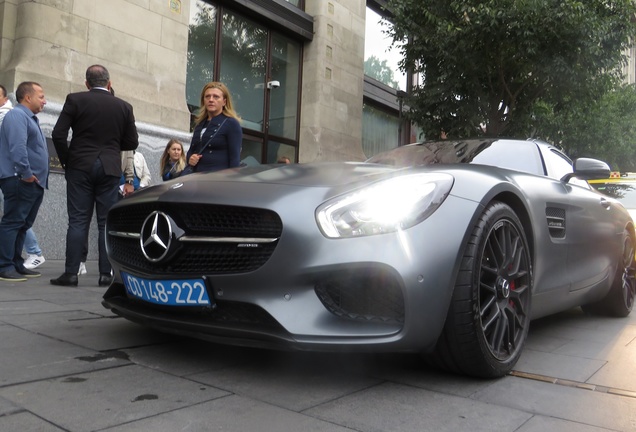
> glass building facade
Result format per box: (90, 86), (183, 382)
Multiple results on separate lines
(185, 0), (416, 163)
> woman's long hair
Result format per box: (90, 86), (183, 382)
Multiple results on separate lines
(160, 139), (186, 177)
(193, 81), (241, 126)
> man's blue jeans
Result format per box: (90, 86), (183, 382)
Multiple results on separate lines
(24, 228), (42, 255)
(0, 176), (44, 272)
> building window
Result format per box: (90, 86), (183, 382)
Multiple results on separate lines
(284, 0), (303, 8)
(362, 2), (413, 156)
(362, 102), (400, 159)
(269, 33), (301, 141)
(187, 0), (303, 163)
(186, 1), (217, 111)
(219, 10), (268, 131)
(364, 6), (406, 91)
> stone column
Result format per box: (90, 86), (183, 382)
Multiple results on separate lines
(300, 0), (366, 162)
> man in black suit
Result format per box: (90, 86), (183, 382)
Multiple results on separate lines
(51, 65), (138, 287)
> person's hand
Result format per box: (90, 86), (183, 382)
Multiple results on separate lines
(123, 183), (134, 196)
(189, 154), (202, 166)
(21, 175), (38, 183)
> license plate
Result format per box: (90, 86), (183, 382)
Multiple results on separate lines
(121, 272), (212, 306)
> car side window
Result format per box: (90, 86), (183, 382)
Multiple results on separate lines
(544, 148), (589, 188)
(471, 140), (544, 175)
(543, 148), (573, 179)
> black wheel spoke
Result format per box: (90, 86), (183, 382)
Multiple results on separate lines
(481, 298), (500, 334)
(489, 308), (508, 353)
(508, 283), (529, 316)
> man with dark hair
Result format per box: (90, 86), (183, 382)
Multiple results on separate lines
(51, 64), (139, 287)
(0, 82), (48, 282)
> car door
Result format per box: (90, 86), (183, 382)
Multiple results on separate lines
(542, 147), (618, 292)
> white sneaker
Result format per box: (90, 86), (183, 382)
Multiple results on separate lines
(24, 254), (45, 269)
(78, 262), (87, 275)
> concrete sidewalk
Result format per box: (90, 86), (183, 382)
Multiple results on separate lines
(1, 260), (635, 431)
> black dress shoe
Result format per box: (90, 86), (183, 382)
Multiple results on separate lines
(98, 273), (113, 287)
(50, 273), (79, 286)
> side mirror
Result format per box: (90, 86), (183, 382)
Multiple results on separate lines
(561, 157), (610, 182)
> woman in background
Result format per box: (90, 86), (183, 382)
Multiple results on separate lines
(160, 139), (186, 181)
(185, 82), (242, 173)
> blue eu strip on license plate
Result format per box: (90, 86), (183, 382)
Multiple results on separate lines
(121, 272), (212, 306)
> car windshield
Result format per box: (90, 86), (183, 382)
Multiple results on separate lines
(366, 139), (545, 175)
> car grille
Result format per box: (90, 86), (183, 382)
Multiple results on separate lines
(108, 203), (282, 274)
(315, 268), (405, 324)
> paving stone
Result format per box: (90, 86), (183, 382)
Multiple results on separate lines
(472, 375), (636, 431)
(189, 351), (384, 412)
(0, 411), (66, 431)
(514, 349), (606, 382)
(123, 339), (258, 377)
(368, 353), (498, 398)
(0, 364), (229, 432)
(304, 381), (532, 432)
(100, 394), (353, 432)
(516, 415), (616, 432)
(0, 310), (177, 351)
(0, 324), (130, 387)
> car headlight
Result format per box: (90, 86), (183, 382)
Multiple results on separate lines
(316, 173), (454, 238)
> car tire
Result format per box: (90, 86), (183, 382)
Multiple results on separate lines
(581, 229), (635, 317)
(429, 201), (533, 378)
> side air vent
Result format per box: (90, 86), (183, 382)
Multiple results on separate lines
(546, 207), (566, 239)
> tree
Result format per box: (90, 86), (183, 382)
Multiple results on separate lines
(532, 84), (636, 171)
(386, 0), (636, 138)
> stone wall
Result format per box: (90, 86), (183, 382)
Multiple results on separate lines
(300, 0), (366, 162)
(0, 0), (192, 131)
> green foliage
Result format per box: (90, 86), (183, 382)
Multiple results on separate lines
(386, 0), (636, 141)
(531, 84), (636, 171)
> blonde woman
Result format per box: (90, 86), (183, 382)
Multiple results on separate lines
(184, 82), (242, 173)
(160, 139), (186, 181)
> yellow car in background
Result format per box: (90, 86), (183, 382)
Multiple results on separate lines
(589, 172), (636, 221)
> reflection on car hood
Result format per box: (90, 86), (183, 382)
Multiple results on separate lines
(156, 162), (401, 189)
(367, 139), (498, 166)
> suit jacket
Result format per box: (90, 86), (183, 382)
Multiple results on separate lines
(52, 88), (139, 177)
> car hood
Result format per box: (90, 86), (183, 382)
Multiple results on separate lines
(113, 162), (422, 222)
(118, 161), (524, 214)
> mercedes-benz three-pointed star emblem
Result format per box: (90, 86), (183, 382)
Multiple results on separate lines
(140, 211), (173, 262)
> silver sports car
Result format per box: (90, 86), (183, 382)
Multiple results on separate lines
(103, 138), (635, 378)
